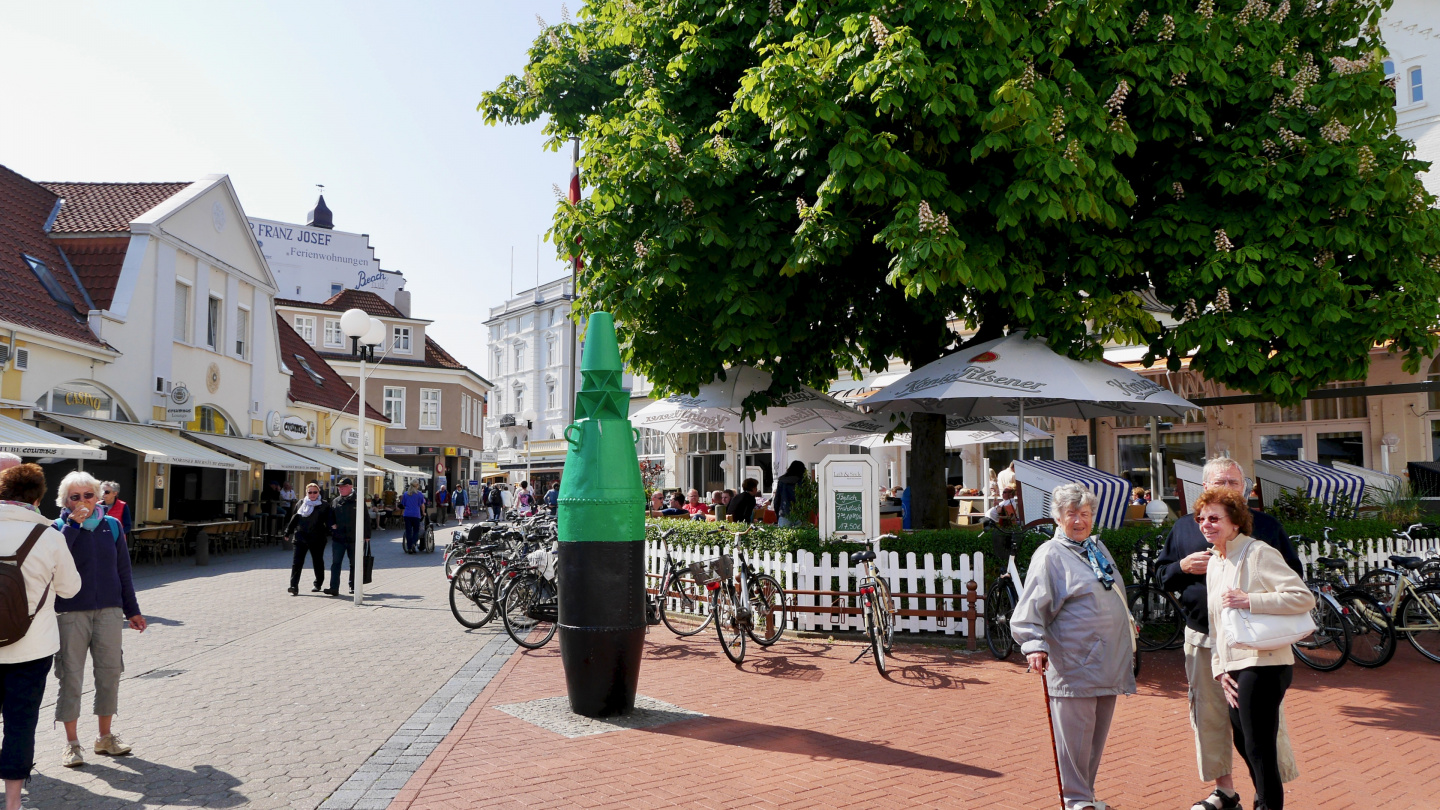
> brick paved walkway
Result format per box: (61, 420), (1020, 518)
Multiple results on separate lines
(23, 522), (510, 809)
(394, 630), (1440, 809)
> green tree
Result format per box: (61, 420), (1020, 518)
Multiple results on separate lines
(483, 0), (1440, 529)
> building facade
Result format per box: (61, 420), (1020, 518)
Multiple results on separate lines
(249, 194), (410, 309)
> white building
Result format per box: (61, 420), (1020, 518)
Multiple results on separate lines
(249, 195), (410, 310)
(1385, 0), (1440, 194)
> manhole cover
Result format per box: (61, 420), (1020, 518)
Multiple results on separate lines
(494, 695), (704, 738)
(135, 669), (186, 679)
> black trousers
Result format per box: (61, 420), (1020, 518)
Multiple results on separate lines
(290, 539), (325, 589)
(1229, 664), (1292, 810)
(0, 655), (52, 781)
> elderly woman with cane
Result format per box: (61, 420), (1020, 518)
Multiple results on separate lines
(1012, 483), (1136, 810)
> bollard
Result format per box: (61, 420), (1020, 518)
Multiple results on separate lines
(556, 312), (647, 717)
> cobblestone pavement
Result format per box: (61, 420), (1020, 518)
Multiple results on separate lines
(24, 521), (510, 810)
(394, 629), (1440, 809)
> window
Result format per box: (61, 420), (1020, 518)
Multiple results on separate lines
(473, 399), (482, 438)
(174, 281), (191, 342)
(686, 432), (728, 453)
(1256, 382), (1366, 422)
(636, 427), (667, 457)
(544, 308), (553, 327)
(294, 315), (316, 343)
(514, 386), (525, 414)
(546, 380), (557, 411)
(546, 334), (558, 367)
(392, 326), (412, 354)
(1255, 401), (1305, 424)
(514, 343), (525, 372)
(24, 256), (72, 308)
(323, 318), (344, 348)
(1411, 67), (1424, 103)
(330, 283), (344, 297)
(1429, 356), (1440, 411)
(383, 386), (406, 427)
(225, 469), (241, 504)
(492, 348), (504, 377)
(235, 307), (250, 359)
(1115, 431), (1206, 493)
(420, 388), (441, 429)
(462, 393), (470, 434)
(206, 296), (222, 350)
(291, 354), (325, 386)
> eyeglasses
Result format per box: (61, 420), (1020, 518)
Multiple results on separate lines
(1197, 515), (1229, 524)
(67, 492), (97, 502)
(1206, 478), (1244, 488)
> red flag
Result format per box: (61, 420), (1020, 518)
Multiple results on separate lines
(568, 137), (583, 274)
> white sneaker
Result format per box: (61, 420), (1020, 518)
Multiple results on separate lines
(61, 742), (84, 767)
(94, 733), (132, 756)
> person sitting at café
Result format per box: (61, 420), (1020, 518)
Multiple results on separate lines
(727, 479), (760, 523)
(683, 489), (710, 519)
(660, 493), (688, 517)
(649, 491), (666, 516)
(1130, 487), (1148, 506)
(986, 487), (1019, 527)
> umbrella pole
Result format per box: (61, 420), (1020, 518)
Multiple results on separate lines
(1015, 398), (1026, 522)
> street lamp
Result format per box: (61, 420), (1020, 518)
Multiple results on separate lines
(341, 308), (385, 606)
(522, 409), (538, 491)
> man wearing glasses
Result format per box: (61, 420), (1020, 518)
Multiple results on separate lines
(1157, 458), (1303, 810)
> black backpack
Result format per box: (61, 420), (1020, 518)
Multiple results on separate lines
(488, 487), (503, 507)
(0, 526), (50, 649)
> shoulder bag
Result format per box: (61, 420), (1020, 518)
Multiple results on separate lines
(1220, 541), (1315, 651)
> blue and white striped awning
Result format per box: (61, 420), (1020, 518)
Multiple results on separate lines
(1014, 459), (1131, 530)
(1254, 460), (1365, 511)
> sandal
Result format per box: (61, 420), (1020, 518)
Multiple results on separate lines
(1192, 789), (1242, 810)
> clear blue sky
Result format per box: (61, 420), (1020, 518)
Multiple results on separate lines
(0, 0), (574, 374)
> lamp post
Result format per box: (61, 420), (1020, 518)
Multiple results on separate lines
(523, 408), (538, 490)
(341, 308), (385, 606)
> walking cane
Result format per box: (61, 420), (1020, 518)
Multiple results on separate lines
(1030, 657), (1067, 810)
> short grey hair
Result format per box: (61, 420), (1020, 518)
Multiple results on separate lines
(55, 470), (103, 510)
(1050, 482), (1099, 520)
(1201, 456), (1244, 484)
(101, 480), (121, 495)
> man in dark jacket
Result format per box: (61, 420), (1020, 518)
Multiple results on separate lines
(1156, 457), (1304, 810)
(326, 478), (370, 596)
(727, 478), (760, 524)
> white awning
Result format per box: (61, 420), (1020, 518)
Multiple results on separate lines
(354, 454), (432, 480)
(269, 443), (384, 477)
(46, 415), (249, 471)
(0, 414), (107, 460)
(183, 433), (325, 473)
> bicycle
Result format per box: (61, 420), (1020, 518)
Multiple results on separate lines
(652, 528), (715, 637)
(1355, 540), (1440, 663)
(984, 522), (1053, 660)
(499, 544), (559, 649)
(1290, 572), (1352, 673)
(1125, 537), (1186, 653)
(1302, 529), (1396, 668)
(701, 524), (790, 664)
(849, 534), (897, 676)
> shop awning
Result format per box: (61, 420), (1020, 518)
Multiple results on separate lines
(183, 432), (325, 473)
(0, 414), (107, 460)
(270, 443), (385, 477)
(354, 454), (431, 480)
(46, 415), (249, 471)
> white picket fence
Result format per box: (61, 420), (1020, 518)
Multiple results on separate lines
(1294, 535), (1440, 580)
(645, 539), (990, 638)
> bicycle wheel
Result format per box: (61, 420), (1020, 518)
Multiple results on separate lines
(448, 562), (497, 629)
(1292, 594), (1350, 672)
(746, 574), (788, 646)
(1399, 584), (1440, 663)
(1126, 584), (1184, 652)
(985, 577), (1016, 660)
(1338, 588), (1397, 668)
(502, 575), (558, 649)
(1357, 568), (1402, 605)
(659, 570), (714, 637)
(1132, 648), (1142, 678)
(713, 587), (746, 665)
(866, 595), (888, 676)
(874, 577), (895, 653)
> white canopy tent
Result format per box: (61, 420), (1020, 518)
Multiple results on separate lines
(47, 415), (248, 471)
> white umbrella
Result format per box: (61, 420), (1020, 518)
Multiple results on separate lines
(631, 366), (863, 436)
(819, 415), (1052, 448)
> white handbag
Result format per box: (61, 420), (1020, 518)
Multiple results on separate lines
(1220, 543), (1316, 651)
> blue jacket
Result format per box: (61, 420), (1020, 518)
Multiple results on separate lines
(53, 511), (140, 618)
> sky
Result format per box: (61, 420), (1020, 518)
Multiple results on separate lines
(0, 0), (575, 374)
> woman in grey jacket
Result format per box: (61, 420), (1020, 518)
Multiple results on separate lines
(1011, 483), (1136, 810)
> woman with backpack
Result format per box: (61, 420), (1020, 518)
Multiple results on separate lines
(51, 471), (145, 769)
(0, 464), (81, 808)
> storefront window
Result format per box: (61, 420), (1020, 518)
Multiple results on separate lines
(1259, 434), (1303, 461)
(984, 439), (1055, 472)
(686, 432), (728, 453)
(635, 428), (667, 458)
(1315, 432), (1364, 467)
(1257, 381), (1366, 422)
(1116, 431), (1206, 494)
(186, 406), (235, 436)
(37, 382), (131, 421)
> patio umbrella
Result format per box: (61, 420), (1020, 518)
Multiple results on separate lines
(818, 416), (1052, 448)
(631, 366), (863, 436)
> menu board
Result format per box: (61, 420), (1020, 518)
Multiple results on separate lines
(833, 490), (864, 533)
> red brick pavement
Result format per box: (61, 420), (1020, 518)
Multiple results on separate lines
(393, 632), (1440, 809)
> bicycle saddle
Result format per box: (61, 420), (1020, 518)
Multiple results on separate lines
(1314, 557), (1348, 569)
(850, 550), (877, 563)
(1389, 555), (1426, 569)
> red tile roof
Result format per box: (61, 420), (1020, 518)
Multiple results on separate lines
(52, 237), (129, 310)
(38, 181), (191, 233)
(275, 288), (406, 318)
(0, 165), (108, 348)
(275, 315), (389, 423)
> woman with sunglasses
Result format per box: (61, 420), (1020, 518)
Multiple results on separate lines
(51, 471), (145, 769)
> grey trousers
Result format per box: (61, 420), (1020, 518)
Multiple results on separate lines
(55, 608), (125, 723)
(1049, 694), (1116, 810)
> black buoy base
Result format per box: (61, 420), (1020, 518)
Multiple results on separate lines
(558, 625), (645, 717)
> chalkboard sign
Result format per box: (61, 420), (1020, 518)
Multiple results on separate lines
(833, 491), (864, 533)
(1067, 435), (1090, 465)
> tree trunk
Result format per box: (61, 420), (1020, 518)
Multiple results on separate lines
(908, 412), (949, 530)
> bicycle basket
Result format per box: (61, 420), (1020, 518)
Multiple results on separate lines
(707, 555), (733, 581)
(526, 548), (559, 580)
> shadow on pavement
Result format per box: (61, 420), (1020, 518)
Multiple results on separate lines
(29, 760), (244, 808)
(645, 642), (720, 661)
(645, 716), (1003, 776)
(746, 655), (824, 681)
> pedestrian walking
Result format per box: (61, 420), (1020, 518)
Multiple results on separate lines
(773, 461), (805, 527)
(435, 486), (450, 525)
(1197, 488), (1313, 810)
(285, 482), (335, 595)
(1157, 457), (1304, 810)
(452, 484), (468, 523)
(99, 481), (131, 539)
(544, 481), (559, 515)
(0, 464), (81, 807)
(51, 471), (146, 769)
(487, 484), (503, 521)
(326, 478), (370, 596)
(1011, 483), (1136, 810)
(516, 481), (534, 516)
(400, 481), (427, 553)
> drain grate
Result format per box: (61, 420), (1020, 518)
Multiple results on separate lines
(135, 669), (186, 679)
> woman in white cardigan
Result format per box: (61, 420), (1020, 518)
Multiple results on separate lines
(0, 464), (81, 810)
(1196, 488), (1314, 810)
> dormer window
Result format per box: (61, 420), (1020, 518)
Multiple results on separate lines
(392, 326), (412, 354)
(24, 255), (72, 309)
(291, 354), (325, 386)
